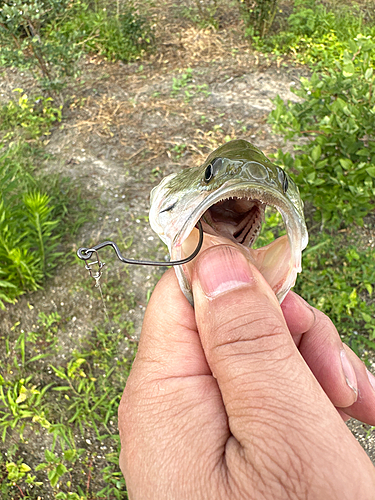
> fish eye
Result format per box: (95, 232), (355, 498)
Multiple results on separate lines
(278, 169), (289, 193)
(204, 157), (222, 183)
(204, 163), (214, 183)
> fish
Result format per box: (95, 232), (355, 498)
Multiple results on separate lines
(149, 139), (308, 304)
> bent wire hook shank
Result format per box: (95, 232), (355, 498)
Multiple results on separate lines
(77, 220), (204, 267)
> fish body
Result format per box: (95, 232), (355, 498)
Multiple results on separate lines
(149, 139), (308, 304)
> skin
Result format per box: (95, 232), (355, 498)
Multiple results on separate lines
(119, 245), (375, 500)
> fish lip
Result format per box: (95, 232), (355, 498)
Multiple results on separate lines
(172, 180), (308, 251)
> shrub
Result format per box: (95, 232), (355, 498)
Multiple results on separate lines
(54, 4), (153, 63)
(239, 0), (279, 37)
(0, 89), (62, 140)
(179, 0), (220, 29)
(295, 233), (375, 347)
(250, 0), (375, 69)
(0, 0), (80, 89)
(0, 0), (153, 89)
(269, 35), (375, 228)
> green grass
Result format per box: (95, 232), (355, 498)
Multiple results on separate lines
(0, 307), (136, 498)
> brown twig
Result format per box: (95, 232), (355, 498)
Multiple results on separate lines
(86, 458), (93, 493)
(126, 147), (146, 160)
(15, 484), (25, 498)
(0, 22), (22, 49)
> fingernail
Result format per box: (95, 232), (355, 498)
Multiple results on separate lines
(340, 349), (358, 399)
(366, 369), (375, 392)
(195, 246), (254, 297)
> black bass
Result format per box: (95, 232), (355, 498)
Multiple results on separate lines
(149, 139), (308, 304)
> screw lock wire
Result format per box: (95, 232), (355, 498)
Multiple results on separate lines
(77, 220), (204, 271)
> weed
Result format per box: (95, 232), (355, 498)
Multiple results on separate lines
(0, 90), (62, 141)
(171, 68), (210, 102)
(170, 143), (188, 160)
(0, 295), (137, 498)
(6, 459), (43, 492)
(295, 232), (375, 350)
(55, 3), (153, 63)
(171, 68), (194, 95)
(0, 161), (73, 306)
(0, 86), (90, 307)
(180, 0), (220, 29)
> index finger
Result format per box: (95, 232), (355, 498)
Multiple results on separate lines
(282, 292), (375, 424)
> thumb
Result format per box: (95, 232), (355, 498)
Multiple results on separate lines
(191, 245), (331, 442)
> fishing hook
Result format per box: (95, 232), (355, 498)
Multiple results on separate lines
(77, 220), (204, 267)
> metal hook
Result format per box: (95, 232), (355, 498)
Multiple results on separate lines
(77, 220), (204, 267)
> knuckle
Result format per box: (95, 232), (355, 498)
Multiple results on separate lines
(210, 308), (291, 361)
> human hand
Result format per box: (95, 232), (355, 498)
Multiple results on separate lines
(119, 245), (375, 500)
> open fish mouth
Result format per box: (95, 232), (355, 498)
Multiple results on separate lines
(167, 182), (306, 304)
(200, 196), (266, 247)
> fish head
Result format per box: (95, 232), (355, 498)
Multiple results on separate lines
(150, 139), (308, 304)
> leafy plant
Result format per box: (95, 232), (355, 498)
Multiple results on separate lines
(6, 459), (43, 491)
(250, 0), (375, 69)
(0, 304), (136, 498)
(0, 78), (90, 307)
(239, 0), (279, 37)
(269, 36), (375, 228)
(0, 0), (153, 90)
(55, 3), (153, 63)
(0, 0), (81, 89)
(295, 233), (375, 347)
(180, 0), (219, 29)
(171, 68), (210, 101)
(0, 88), (88, 307)
(0, 180), (62, 307)
(0, 89), (62, 141)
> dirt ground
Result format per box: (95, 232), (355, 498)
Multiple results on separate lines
(0, 1), (374, 494)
